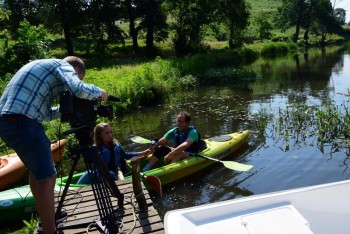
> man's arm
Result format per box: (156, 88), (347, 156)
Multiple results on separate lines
(150, 137), (168, 153)
(56, 62), (103, 100)
(166, 138), (194, 158)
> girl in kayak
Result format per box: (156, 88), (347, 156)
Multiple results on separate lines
(142, 111), (201, 172)
(77, 122), (150, 184)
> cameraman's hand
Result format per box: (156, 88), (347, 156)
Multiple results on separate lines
(100, 90), (108, 101)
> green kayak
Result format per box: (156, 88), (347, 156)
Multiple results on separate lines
(0, 184), (80, 224)
(56, 130), (251, 189)
(0, 185), (35, 224)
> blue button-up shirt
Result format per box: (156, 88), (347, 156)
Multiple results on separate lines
(0, 59), (102, 122)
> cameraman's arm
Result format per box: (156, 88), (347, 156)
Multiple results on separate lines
(57, 63), (103, 100)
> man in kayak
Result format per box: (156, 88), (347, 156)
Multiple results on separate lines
(142, 111), (201, 172)
(0, 56), (109, 234)
(77, 122), (150, 184)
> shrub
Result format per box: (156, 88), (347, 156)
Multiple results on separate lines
(261, 42), (295, 57)
(0, 20), (51, 77)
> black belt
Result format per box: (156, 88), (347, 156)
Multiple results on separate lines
(0, 114), (27, 123)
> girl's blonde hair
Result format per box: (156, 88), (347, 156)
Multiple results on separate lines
(93, 122), (118, 146)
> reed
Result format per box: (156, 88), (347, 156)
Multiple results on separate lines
(254, 100), (350, 152)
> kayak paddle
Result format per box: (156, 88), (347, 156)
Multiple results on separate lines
(131, 136), (253, 172)
(191, 153), (253, 172)
(131, 136), (152, 144)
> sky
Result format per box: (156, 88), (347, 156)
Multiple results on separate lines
(333, 0), (350, 23)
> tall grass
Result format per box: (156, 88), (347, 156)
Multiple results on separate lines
(260, 42), (298, 57)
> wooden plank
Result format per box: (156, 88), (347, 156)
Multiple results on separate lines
(55, 179), (164, 233)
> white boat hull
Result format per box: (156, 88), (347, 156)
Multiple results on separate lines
(165, 180), (350, 234)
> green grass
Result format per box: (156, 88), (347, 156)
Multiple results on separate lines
(246, 0), (282, 13)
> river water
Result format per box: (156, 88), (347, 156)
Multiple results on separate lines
(106, 45), (350, 220)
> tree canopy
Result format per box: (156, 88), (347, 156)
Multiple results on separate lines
(0, 0), (347, 57)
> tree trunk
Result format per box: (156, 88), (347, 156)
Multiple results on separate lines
(146, 25), (154, 56)
(303, 30), (309, 45)
(293, 23), (300, 42)
(59, 0), (74, 55)
(125, 0), (139, 53)
(145, 0), (155, 56)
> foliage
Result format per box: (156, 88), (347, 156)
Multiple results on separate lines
(310, 0), (343, 46)
(208, 23), (228, 41)
(251, 99), (350, 153)
(275, 0), (312, 42)
(2, 0), (40, 38)
(275, 0), (343, 45)
(2, 0), (348, 58)
(21, 214), (38, 234)
(253, 11), (272, 42)
(198, 67), (257, 85)
(216, 0), (250, 49)
(168, 0), (216, 56)
(334, 8), (346, 25)
(85, 0), (126, 54)
(0, 20), (51, 76)
(138, 0), (169, 55)
(260, 42), (297, 57)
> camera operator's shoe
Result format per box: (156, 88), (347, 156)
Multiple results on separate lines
(36, 211), (68, 233)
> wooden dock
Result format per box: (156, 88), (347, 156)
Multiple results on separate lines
(55, 179), (164, 233)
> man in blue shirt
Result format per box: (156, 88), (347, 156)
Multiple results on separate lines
(0, 56), (108, 233)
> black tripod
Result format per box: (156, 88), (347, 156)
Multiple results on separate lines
(56, 125), (124, 233)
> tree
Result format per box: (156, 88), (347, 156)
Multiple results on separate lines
(85, 0), (125, 54)
(31, 0), (88, 55)
(29, 0), (125, 55)
(3, 0), (40, 38)
(138, 0), (168, 56)
(1, 20), (51, 76)
(0, 5), (10, 32)
(275, 0), (310, 42)
(310, 0), (342, 46)
(124, 0), (140, 53)
(334, 8), (346, 25)
(216, 0), (250, 49)
(57, 0), (74, 55)
(254, 11), (272, 42)
(167, 0), (215, 55)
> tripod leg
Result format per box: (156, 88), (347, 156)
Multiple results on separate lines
(82, 146), (124, 232)
(96, 149), (124, 208)
(56, 153), (80, 217)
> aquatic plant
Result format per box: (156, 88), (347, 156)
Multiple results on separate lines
(254, 100), (350, 154)
(198, 67), (258, 85)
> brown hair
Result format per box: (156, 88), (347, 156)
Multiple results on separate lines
(178, 111), (191, 122)
(63, 56), (85, 74)
(93, 122), (118, 146)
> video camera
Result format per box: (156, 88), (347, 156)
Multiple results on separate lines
(59, 91), (119, 128)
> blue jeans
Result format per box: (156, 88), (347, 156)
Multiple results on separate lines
(77, 170), (117, 184)
(0, 115), (55, 181)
